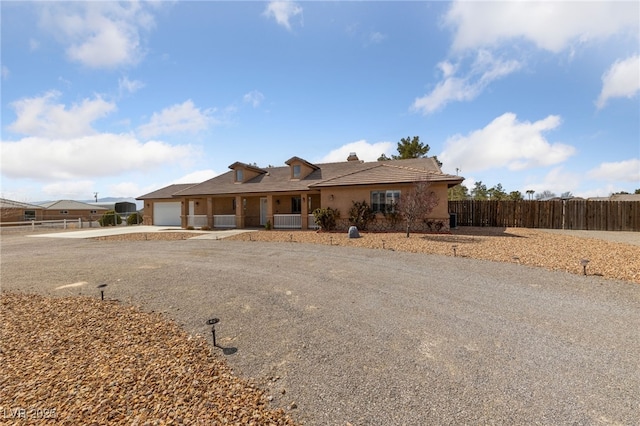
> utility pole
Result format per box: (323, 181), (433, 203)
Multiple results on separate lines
(94, 192), (98, 202)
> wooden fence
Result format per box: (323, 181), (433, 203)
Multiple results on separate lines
(448, 200), (640, 231)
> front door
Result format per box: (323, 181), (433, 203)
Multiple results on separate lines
(260, 197), (267, 225)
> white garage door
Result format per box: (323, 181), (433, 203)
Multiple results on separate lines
(153, 202), (181, 226)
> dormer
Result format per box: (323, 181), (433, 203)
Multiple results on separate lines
(228, 162), (267, 183)
(285, 156), (319, 180)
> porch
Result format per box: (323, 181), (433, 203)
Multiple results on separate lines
(187, 213), (319, 230)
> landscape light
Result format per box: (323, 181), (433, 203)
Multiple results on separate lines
(452, 244), (458, 257)
(207, 318), (220, 347)
(97, 283), (107, 300)
(580, 259), (590, 276)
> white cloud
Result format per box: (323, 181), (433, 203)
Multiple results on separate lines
(137, 100), (215, 138)
(29, 38), (40, 51)
(263, 1), (303, 31)
(8, 91), (116, 139)
(368, 32), (387, 45)
(524, 167), (581, 196)
(172, 169), (219, 184)
(243, 90), (265, 108)
(39, 2), (156, 69)
(0, 134), (194, 181)
(42, 180), (95, 200)
(439, 113), (576, 173)
(317, 140), (394, 163)
(412, 51), (520, 115)
(596, 55), (640, 109)
(1, 66), (9, 80)
(118, 76), (145, 96)
(107, 181), (146, 199)
(587, 159), (640, 182)
(445, 1), (639, 53)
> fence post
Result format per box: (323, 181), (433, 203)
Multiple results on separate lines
(31, 220), (35, 231)
(78, 218), (82, 228)
(63, 219), (67, 229)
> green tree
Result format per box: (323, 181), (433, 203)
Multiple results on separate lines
(448, 184), (469, 200)
(488, 183), (508, 200)
(392, 136), (430, 159)
(471, 181), (488, 200)
(508, 191), (524, 201)
(635, 189), (640, 194)
(377, 153), (391, 161)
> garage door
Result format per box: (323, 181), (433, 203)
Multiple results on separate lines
(153, 202), (181, 226)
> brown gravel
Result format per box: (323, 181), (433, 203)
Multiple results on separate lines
(224, 227), (640, 284)
(0, 292), (297, 425)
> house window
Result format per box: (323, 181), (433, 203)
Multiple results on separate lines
(24, 210), (36, 220)
(90, 210), (98, 214)
(235, 169), (243, 182)
(371, 190), (400, 213)
(232, 199), (236, 211)
(291, 197), (301, 214)
(60, 210), (69, 214)
(293, 164), (301, 178)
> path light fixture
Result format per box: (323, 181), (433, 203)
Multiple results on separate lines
(207, 318), (220, 347)
(452, 244), (458, 257)
(97, 283), (107, 300)
(329, 236), (333, 246)
(382, 239), (385, 250)
(580, 259), (590, 276)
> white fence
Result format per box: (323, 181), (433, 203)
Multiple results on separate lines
(0, 219), (86, 230)
(274, 214), (301, 229)
(187, 215), (208, 228)
(308, 214), (319, 230)
(214, 215), (236, 228)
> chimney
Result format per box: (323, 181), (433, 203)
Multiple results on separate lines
(347, 152), (359, 162)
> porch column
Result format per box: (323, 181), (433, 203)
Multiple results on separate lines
(181, 198), (189, 228)
(235, 195), (245, 228)
(207, 197), (214, 228)
(267, 194), (274, 228)
(301, 193), (309, 230)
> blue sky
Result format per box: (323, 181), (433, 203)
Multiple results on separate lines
(1, 1), (639, 203)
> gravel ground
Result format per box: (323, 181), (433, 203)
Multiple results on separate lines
(2, 228), (640, 425)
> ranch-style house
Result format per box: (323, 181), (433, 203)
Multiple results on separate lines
(137, 154), (464, 231)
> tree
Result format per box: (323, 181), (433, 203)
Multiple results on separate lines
(448, 184), (469, 200)
(525, 190), (535, 200)
(348, 201), (375, 230)
(471, 181), (488, 200)
(508, 191), (524, 201)
(636, 189), (640, 195)
(392, 136), (430, 159)
(488, 183), (508, 200)
(396, 181), (440, 237)
(560, 191), (574, 199)
(535, 190), (556, 200)
(377, 153), (391, 161)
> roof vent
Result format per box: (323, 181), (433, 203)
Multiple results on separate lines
(347, 152), (359, 162)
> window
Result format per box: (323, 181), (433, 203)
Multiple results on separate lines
(235, 169), (243, 182)
(293, 164), (301, 178)
(60, 210), (69, 214)
(371, 190), (400, 213)
(90, 210), (98, 214)
(291, 197), (301, 214)
(24, 210), (36, 220)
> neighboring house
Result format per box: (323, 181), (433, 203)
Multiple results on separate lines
(37, 200), (108, 221)
(138, 154), (464, 231)
(0, 198), (45, 223)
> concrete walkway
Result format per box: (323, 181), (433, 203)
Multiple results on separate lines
(27, 225), (256, 240)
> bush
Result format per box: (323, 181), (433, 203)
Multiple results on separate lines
(265, 220), (272, 230)
(126, 212), (143, 225)
(348, 201), (375, 230)
(201, 225), (211, 231)
(98, 210), (122, 227)
(312, 207), (339, 231)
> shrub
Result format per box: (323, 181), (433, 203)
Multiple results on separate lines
(348, 201), (375, 230)
(98, 210), (122, 227)
(186, 225), (195, 230)
(312, 207), (339, 231)
(200, 225), (211, 231)
(126, 212), (143, 225)
(265, 220), (272, 230)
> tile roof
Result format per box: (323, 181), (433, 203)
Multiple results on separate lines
(141, 157), (464, 198)
(0, 198), (44, 209)
(38, 200), (108, 210)
(137, 184), (198, 199)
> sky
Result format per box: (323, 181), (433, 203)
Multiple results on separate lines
(1, 1), (639, 203)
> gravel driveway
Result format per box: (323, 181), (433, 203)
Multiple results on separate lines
(2, 232), (639, 425)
